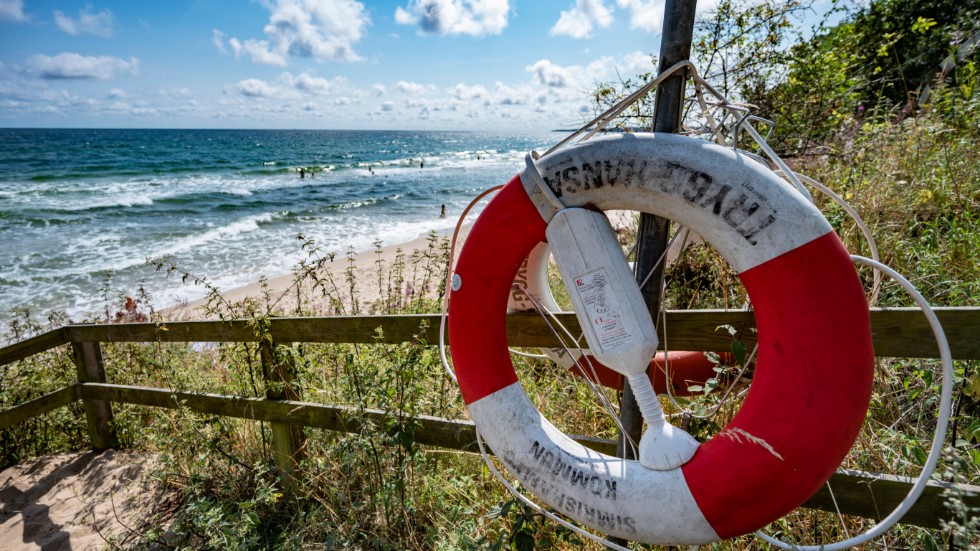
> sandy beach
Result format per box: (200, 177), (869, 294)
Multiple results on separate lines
(166, 209), (643, 320)
(167, 223), (474, 319)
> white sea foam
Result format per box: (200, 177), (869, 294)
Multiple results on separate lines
(0, 129), (556, 327)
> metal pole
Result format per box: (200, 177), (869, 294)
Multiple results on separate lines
(612, 0), (698, 545)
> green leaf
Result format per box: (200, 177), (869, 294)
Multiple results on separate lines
(731, 340), (747, 367)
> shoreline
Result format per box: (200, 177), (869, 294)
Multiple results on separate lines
(165, 209), (639, 320)
(166, 224), (473, 319)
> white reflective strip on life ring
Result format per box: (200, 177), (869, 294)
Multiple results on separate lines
(468, 382), (719, 543)
(520, 133), (829, 273)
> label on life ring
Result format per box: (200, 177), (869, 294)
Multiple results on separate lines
(573, 268), (632, 352)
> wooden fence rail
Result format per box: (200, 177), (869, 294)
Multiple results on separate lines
(1, 308), (979, 531)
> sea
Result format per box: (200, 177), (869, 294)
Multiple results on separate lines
(0, 128), (557, 327)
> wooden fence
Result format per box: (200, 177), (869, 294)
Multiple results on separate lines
(1, 308), (979, 531)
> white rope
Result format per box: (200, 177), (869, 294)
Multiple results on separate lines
(755, 255), (954, 550)
(508, 349), (550, 359)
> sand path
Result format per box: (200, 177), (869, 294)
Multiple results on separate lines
(0, 450), (161, 550)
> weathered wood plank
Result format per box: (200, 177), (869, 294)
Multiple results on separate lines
(260, 341), (305, 491)
(0, 385), (79, 429)
(56, 307), (980, 359)
(66, 321), (257, 344)
(77, 382), (482, 451)
(76, 383), (614, 455)
(0, 329), (68, 368)
(870, 307), (980, 360)
(72, 342), (117, 450)
(807, 469), (980, 530)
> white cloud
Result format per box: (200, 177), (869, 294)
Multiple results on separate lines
(222, 0), (370, 66)
(233, 72), (349, 99)
(0, 0), (26, 22)
(289, 72), (345, 95)
(229, 37), (288, 66)
(621, 50), (655, 73)
(615, 0), (716, 33)
(53, 6), (114, 37)
(237, 78), (280, 98)
(524, 54), (645, 109)
(381, 101), (395, 111)
(395, 0), (509, 37)
(212, 29), (227, 54)
(550, 0), (613, 39)
(448, 82), (489, 102)
(396, 80), (435, 96)
(615, 0), (663, 32)
(526, 59), (577, 88)
(107, 88), (127, 99)
(492, 81), (529, 105)
(372, 83), (386, 96)
(28, 53), (139, 80)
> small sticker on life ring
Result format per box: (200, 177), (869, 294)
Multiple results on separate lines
(573, 268), (631, 352)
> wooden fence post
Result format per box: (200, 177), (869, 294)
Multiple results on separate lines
(71, 341), (117, 450)
(260, 340), (306, 492)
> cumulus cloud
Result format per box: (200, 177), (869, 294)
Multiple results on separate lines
(525, 52), (651, 98)
(395, 80), (435, 96)
(621, 50), (655, 73)
(107, 88), (127, 99)
(237, 78), (280, 98)
(223, 0), (370, 66)
(229, 38), (287, 66)
(550, 0), (613, 39)
(0, 0), (26, 22)
(526, 59), (578, 88)
(394, 0), (509, 37)
(615, 0), (716, 33)
(492, 81), (529, 105)
(381, 101), (395, 111)
(28, 53), (139, 80)
(372, 83), (386, 96)
(234, 71), (348, 99)
(288, 72), (346, 94)
(54, 5), (114, 37)
(448, 82), (489, 102)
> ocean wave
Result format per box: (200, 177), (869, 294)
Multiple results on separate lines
(148, 212), (277, 261)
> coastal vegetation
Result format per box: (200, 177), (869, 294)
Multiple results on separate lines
(2, 0), (979, 548)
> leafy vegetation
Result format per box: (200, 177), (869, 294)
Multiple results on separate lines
(2, 0), (980, 548)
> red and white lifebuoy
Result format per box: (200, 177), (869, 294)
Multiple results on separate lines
(449, 133), (873, 544)
(508, 242), (731, 396)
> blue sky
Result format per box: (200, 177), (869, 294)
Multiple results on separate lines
(0, 0), (733, 130)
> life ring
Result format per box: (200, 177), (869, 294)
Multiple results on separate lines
(508, 242), (733, 396)
(448, 133), (873, 544)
